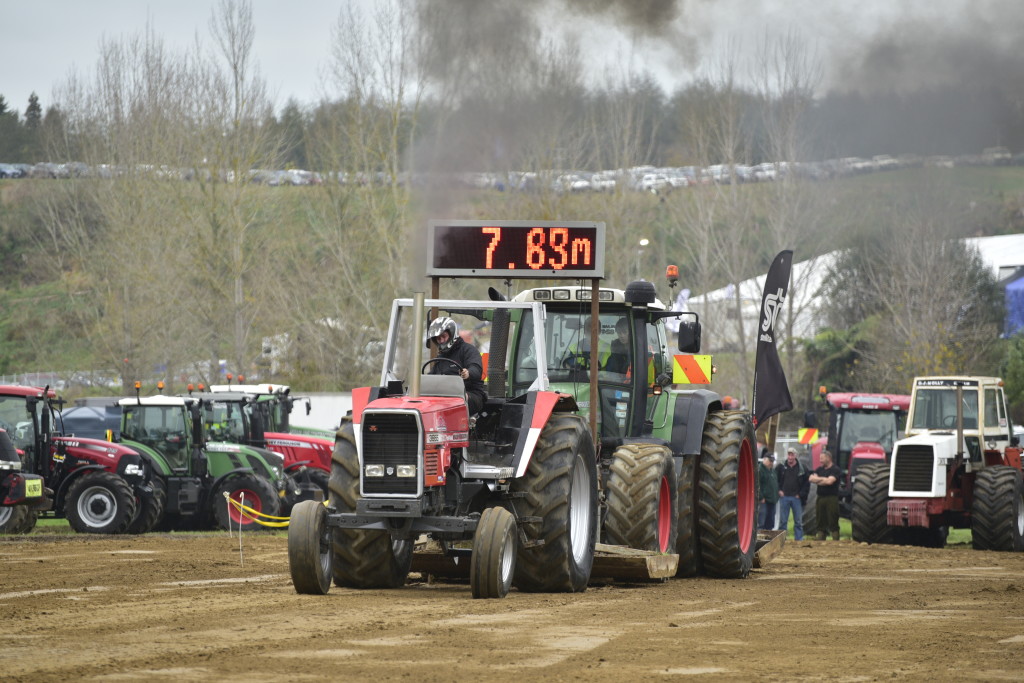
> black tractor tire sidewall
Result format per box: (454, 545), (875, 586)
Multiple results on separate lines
(674, 452), (702, 577)
(604, 443), (679, 553)
(803, 486), (818, 536)
(328, 419), (412, 589)
(696, 410), (758, 579)
(289, 499), (332, 594)
(971, 466), (1024, 552)
(511, 413), (598, 593)
(211, 474), (281, 531)
(0, 505), (36, 534)
(66, 470), (137, 535)
(850, 463), (893, 544)
(126, 477), (167, 534)
(471, 506), (517, 599)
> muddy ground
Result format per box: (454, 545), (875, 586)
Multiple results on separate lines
(2, 532), (1023, 682)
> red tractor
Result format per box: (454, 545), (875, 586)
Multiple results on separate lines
(0, 428), (50, 533)
(802, 390), (910, 532)
(851, 376), (1024, 549)
(0, 385), (154, 534)
(288, 220), (764, 599)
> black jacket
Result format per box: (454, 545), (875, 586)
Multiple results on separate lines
(775, 461), (810, 503)
(432, 338), (486, 397)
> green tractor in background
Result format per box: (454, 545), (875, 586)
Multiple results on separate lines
(118, 394), (288, 530)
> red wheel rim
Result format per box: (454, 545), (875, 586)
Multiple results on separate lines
(228, 489), (263, 525)
(657, 475), (672, 553)
(737, 436), (755, 553)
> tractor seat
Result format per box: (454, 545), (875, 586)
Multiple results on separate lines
(418, 374), (466, 400)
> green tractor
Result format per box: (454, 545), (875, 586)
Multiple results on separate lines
(118, 395), (287, 530)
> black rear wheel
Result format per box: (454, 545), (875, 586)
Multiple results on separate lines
(329, 419), (413, 588)
(674, 452), (702, 577)
(511, 413), (597, 593)
(66, 471), (137, 535)
(126, 477), (166, 534)
(604, 443), (678, 553)
(289, 500), (333, 594)
(972, 466), (1024, 552)
(851, 463), (893, 544)
(697, 410), (758, 578)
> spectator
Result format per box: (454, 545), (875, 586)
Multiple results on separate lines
(758, 449), (779, 529)
(809, 449), (841, 541)
(775, 447), (809, 540)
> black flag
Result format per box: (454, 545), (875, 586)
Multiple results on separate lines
(751, 250), (793, 428)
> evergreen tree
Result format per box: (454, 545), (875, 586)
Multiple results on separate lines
(25, 93), (42, 129)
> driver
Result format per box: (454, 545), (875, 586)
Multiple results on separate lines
(426, 317), (487, 415)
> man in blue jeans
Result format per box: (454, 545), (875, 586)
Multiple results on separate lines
(775, 447), (810, 540)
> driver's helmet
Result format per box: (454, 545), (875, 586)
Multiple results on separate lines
(425, 317), (458, 352)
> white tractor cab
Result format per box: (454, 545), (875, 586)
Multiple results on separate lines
(851, 376), (1024, 550)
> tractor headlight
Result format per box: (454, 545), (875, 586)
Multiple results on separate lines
(396, 465), (417, 478)
(364, 464), (385, 477)
(124, 464), (144, 477)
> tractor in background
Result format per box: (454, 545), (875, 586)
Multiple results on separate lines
(288, 220), (764, 599)
(0, 428), (50, 533)
(117, 393), (288, 531)
(851, 376), (1023, 549)
(801, 390), (910, 533)
(0, 384), (152, 535)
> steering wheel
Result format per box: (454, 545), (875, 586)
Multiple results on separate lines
(422, 357), (464, 374)
(561, 352), (590, 370)
(942, 414), (957, 428)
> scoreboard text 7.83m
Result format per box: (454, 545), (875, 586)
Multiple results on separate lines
(426, 220), (606, 279)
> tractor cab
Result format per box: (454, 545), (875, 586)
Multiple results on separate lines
(119, 396), (200, 473)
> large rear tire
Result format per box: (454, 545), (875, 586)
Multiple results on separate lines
(802, 486), (818, 537)
(604, 443), (678, 553)
(471, 506), (517, 599)
(697, 410), (758, 579)
(289, 499), (332, 594)
(66, 471), (137, 534)
(211, 474), (281, 531)
(126, 477), (166, 534)
(329, 419), (413, 588)
(850, 463), (893, 544)
(674, 453), (702, 577)
(0, 505), (37, 534)
(971, 466), (1024, 552)
(511, 413), (597, 593)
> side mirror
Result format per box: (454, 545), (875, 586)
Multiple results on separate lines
(803, 410), (817, 429)
(677, 320), (701, 353)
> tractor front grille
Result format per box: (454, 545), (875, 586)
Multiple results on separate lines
(361, 411), (421, 496)
(892, 445), (934, 493)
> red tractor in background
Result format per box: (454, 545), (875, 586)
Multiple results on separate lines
(0, 428), (50, 533)
(0, 384), (154, 534)
(801, 390), (910, 534)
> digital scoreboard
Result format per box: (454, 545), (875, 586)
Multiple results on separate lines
(426, 220), (605, 279)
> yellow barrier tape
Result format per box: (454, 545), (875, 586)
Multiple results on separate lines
(225, 496), (291, 528)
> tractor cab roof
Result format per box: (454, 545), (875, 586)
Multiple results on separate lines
(0, 384), (57, 399)
(209, 384), (287, 396)
(118, 396), (195, 408)
(512, 285), (668, 310)
(187, 391), (251, 403)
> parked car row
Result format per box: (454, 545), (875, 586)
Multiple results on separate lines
(2, 146), (1021, 188)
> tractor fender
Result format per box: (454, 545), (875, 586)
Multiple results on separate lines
(510, 391), (576, 478)
(52, 464), (107, 509)
(669, 389), (725, 457)
(209, 467), (258, 494)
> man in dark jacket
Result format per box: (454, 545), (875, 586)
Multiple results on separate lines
(809, 450), (842, 541)
(426, 317), (487, 415)
(758, 449), (779, 529)
(775, 447), (809, 540)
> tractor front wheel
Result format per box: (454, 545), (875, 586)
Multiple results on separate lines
(972, 466), (1024, 552)
(329, 419), (413, 588)
(289, 499), (332, 594)
(126, 477), (166, 534)
(697, 410), (758, 579)
(851, 463), (893, 544)
(212, 474), (280, 531)
(66, 471), (137, 534)
(604, 443), (678, 553)
(511, 413), (597, 593)
(0, 505), (37, 534)
(471, 506), (517, 599)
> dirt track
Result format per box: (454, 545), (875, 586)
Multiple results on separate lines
(2, 532), (1023, 682)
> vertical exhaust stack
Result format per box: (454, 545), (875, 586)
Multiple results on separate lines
(409, 292), (425, 398)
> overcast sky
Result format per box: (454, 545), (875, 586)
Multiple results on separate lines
(2, 1), (1020, 116)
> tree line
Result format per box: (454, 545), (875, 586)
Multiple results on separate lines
(0, 0), (1020, 425)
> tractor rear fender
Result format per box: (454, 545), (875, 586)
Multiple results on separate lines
(52, 463), (107, 508)
(510, 391), (577, 478)
(669, 389), (725, 457)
